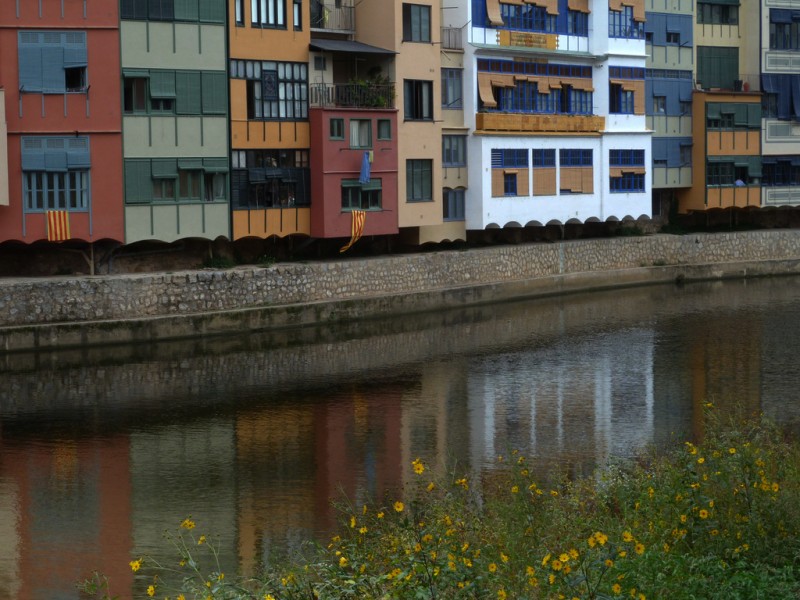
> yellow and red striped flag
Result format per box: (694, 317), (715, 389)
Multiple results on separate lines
(47, 210), (71, 242)
(340, 209), (366, 253)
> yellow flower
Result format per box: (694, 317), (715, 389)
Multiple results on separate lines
(412, 458), (425, 475)
(548, 574), (556, 585)
(558, 552), (569, 563)
(699, 509), (709, 519)
(526, 565), (536, 576)
(501, 552), (509, 563)
(729, 447), (736, 454)
(359, 526), (368, 534)
(264, 595), (276, 600)
(178, 595), (186, 600)
(605, 559), (614, 567)
(511, 485), (519, 494)
(180, 518), (195, 530)
(568, 549), (579, 560)
(497, 590), (507, 600)
(129, 559), (142, 572)
(623, 531), (633, 542)
(634, 543), (645, 555)
(394, 501), (404, 512)
(697, 457), (705, 464)
(772, 482), (780, 492)
(542, 553), (551, 566)
(339, 556), (348, 567)
(198, 535), (206, 545)
(618, 551), (627, 558)
(680, 514), (687, 523)
(377, 511), (384, 519)
(551, 559), (563, 572)
(218, 573), (225, 581)
(613, 583), (622, 594)
(427, 482), (436, 492)
(147, 585), (156, 597)
(489, 563), (498, 573)
(350, 516), (356, 528)
(594, 531), (608, 546)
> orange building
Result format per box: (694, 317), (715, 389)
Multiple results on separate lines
(0, 0), (124, 245)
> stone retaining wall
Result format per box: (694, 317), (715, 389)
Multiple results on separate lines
(3, 231), (800, 350)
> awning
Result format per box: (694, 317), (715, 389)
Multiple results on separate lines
(478, 73), (498, 108)
(309, 39), (395, 55)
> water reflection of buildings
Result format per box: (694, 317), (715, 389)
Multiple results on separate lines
(1, 279), (798, 597)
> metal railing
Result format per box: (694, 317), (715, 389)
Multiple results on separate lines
(441, 27), (463, 50)
(309, 83), (395, 109)
(310, 1), (354, 31)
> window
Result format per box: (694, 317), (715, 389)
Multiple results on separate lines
(568, 10), (589, 36)
(609, 6), (644, 39)
(179, 170), (202, 200)
(124, 77), (148, 113)
(680, 145), (692, 166)
(532, 149), (555, 167)
(404, 79), (433, 120)
(148, 0), (174, 20)
(609, 84), (634, 114)
(763, 157), (800, 186)
(230, 149), (309, 209)
(330, 118), (344, 139)
(697, 46), (738, 90)
(236, 60), (308, 120)
(653, 96), (666, 114)
(698, 2), (738, 25)
(407, 159), (432, 202)
(349, 119), (371, 149)
(314, 56), (326, 71)
(235, 0), (244, 24)
(762, 93), (778, 119)
(500, 4), (556, 32)
(666, 32), (680, 45)
(706, 161), (734, 186)
(680, 101), (692, 115)
(610, 149), (645, 192)
(495, 81), (593, 115)
(377, 119), (391, 140)
(492, 149), (529, 168)
(503, 173), (517, 196)
(120, 0), (224, 22)
(442, 68), (463, 109)
(18, 31), (88, 94)
(294, 0), (302, 30)
(770, 10), (800, 50)
(204, 173), (227, 202)
(442, 135), (466, 167)
(252, 0), (287, 28)
(342, 179), (382, 210)
(21, 136), (91, 211)
(559, 149), (592, 167)
(443, 188), (465, 221)
(402, 3), (431, 42)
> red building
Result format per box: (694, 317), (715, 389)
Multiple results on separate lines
(0, 0), (123, 245)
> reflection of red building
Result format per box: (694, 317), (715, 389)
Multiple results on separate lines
(0, 0), (123, 244)
(0, 435), (133, 600)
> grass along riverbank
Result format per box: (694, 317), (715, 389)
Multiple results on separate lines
(81, 407), (800, 599)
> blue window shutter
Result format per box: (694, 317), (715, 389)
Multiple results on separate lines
(18, 45), (43, 92)
(792, 75), (800, 120)
(45, 150), (68, 172)
(42, 47), (65, 92)
(201, 71), (227, 114)
(21, 137), (46, 170)
(175, 71), (202, 114)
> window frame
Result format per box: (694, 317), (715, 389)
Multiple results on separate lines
(377, 119), (392, 140)
(442, 135), (467, 168)
(402, 3), (432, 43)
(441, 68), (463, 109)
(443, 187), (465, 221)
(341, 178), (382, 211)
(330, 118), (344, 140)
(251, 0), (287, 28)
(404, 79), (433, 121)
(349, 119), (372, 149)
(406, 159), (433, 202)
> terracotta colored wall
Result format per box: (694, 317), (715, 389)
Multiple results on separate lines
(309, 108), (399, 239)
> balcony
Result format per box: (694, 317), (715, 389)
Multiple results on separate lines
(310, 82), (395, 109)
(476, 112), (605, 135)
(310, 0), (354, 33)
(441, 27), (463, 50)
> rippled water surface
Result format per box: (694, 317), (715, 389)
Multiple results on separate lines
(2, 277), (800, 598)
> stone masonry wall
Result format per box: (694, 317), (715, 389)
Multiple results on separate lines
(2, 231), (800, 330)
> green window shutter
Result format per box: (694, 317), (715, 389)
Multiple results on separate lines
(178, 158), (203, 170)
(202, 158), (229, 172)
(201, 71), (227, 114)
(149, 70), (177, 99)
(747, 103), (761, 128)
(174, 0), (199, 20)
(198, 0), (226, 23)
(125, 160), (152, 204)
(748, 156), (762, 178)
(152, 158), (178, 178)
(175, 71), (202, 114)
(706, 103), (721, 119)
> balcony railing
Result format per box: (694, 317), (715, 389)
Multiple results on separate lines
(476, 112), (605, 134)
(310, 1), (354, 32)
(696, 74), (761, 93)
(310, 83), (395, 109)
(441, 27), (463, 50)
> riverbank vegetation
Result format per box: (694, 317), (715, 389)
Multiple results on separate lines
(80, 407), (800, 599)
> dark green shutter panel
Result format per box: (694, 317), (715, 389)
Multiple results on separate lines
(125, 160), (152, 204)
(198, 0), (226, 23)
(203, 158), (228, 172)
(201, 71), (227, 114)
(150, 70), (176, 98)
(175, 71), (202, 114)
(706, 103), (721, 120)
(152, 158), (178, 178)
(174, 0), (199, 20)
(747, 103), (761, 128)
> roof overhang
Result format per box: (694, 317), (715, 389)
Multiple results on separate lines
(309, 39), (396, 55)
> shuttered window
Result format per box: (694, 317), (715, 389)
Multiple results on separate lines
(176, 71), (202, 114)
(201, 71), (227, 114)
(18, 31), (87, 94)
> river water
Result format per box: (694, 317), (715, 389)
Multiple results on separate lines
(2, 276), (800, 599)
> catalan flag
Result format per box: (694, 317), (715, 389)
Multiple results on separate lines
(46, 210), (71, 242)
(340, 209), (366, 253)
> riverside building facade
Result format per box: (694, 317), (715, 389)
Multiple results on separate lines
(1, 0), (800, 256)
